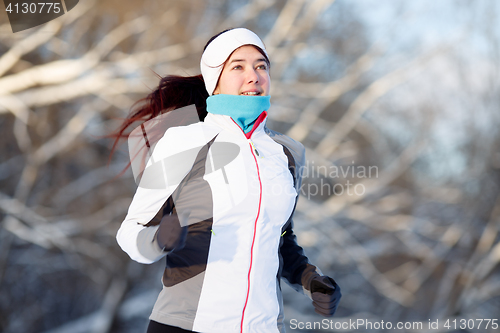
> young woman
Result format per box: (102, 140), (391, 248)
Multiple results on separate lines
(114, 28), (341, 333)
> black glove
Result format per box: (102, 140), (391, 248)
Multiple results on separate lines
(310, 275), (341, 317)
(155, 214), (187, 251)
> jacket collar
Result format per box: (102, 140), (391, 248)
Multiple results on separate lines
(204, 112), (268, 139)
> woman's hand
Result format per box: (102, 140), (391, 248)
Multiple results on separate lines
(155, 214), (187, 252)
(310, 276), (342, 317)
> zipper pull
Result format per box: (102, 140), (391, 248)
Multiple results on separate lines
(249, 140), (261, 157)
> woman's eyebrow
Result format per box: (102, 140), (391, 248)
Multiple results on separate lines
(229, 58), (267, 64)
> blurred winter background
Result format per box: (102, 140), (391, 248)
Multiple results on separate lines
(0, 0), (499, 332)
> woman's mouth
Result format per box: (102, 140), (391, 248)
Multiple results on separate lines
(241, 91), (261, 96)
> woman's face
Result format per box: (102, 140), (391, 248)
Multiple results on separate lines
(213, 45), (270, 96)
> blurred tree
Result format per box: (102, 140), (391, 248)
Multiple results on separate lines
(0, 0), (499, 332)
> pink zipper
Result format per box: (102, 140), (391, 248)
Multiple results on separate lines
(229, 116), (264, 333)
(240, 141), (262, 333)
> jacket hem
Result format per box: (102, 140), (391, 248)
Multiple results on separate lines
(149, 311), (194, 332)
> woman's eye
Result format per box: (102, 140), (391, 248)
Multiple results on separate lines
(232, 65), (242, 70)
(257, 64), (267, 70)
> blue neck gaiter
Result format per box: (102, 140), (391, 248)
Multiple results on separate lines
(206, 94), (271, 133)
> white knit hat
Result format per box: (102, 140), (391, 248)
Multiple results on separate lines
(200, 28), (268, 95)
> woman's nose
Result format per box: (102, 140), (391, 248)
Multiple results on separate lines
(246, 69), (259, 83)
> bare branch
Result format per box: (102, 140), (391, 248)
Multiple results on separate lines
(316, 44), (457, 157)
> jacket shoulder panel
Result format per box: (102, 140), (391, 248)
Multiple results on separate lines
(264, 127), (306, 190)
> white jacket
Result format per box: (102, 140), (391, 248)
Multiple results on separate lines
(116, 112), (322, 333)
